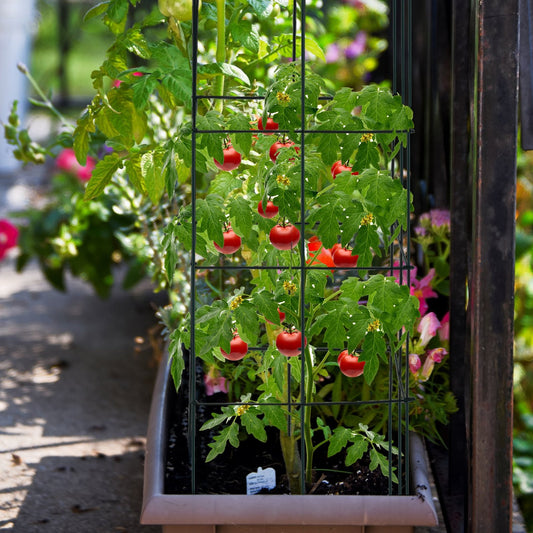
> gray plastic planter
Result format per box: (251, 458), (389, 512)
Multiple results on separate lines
(141, 352), (438, 533)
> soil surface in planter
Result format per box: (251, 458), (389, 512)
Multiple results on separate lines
(164, 371), (399, 496)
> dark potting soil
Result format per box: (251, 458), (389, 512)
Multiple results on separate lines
(163, 373), (397, 496)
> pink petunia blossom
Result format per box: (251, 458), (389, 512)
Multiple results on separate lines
(411, 268), (438, 315)
(388, 260), (417, 286)
(417, 311), (441, 348)
(204, 367), (228, 396)
(345, 32), (367, 60)
(416, 208), (451, 234)
(409, 353), (421, 376)
(113, 70), (143, 88)
(0, 219), (19, 260)
(56, 148), (96, 182)
(325, 43), (341, 64)
(420, 347), (447, 381)
(439, 312), (450, 341)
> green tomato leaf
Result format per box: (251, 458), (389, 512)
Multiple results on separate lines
(248, 0), (274, 19)
(73, 111), (95, 165)
(196, 195), (225, 245)
(124, 153), (146, 195)
(345, 306), (372, 352)
(231, 19), (260, 54)
(131, 73), (158, 110)
(142, 151), (166, 204)
(240, 410), (267, 442)
(84, 153), (122, 200)
(205, 422), (240, 462)
(228, 196), (253, 239)
(198, 63), (250, 87)
(251, 290), (280, 325)
(328, 426), (353, 457)
(228, 114), (253, 156)
(169, 329), (185, 390)
(234, 301), (259, 346)
(322, 307), (347, 351)
(354, 141), (380, 171)
(345, 435), (368, 466)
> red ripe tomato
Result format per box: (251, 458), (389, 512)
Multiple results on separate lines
(306, 236), (335, 268)
(269, 140), (298, 162)
(332, 247), (359, 268)
(221, 335), (248, 361)
(337, 350), (365, 377)
(257, 200), (279, 219)
(331, 160), (359, 179)
(276, 330), (307, 357)
(214, 146), (242, 171)
(269, 224), (300, 250)
(214, 229), (241, 254)
(258, 116), (279, 134)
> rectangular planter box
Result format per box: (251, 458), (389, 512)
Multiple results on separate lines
(141, 353), (439, 533)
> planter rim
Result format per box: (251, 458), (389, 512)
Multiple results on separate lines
(141, 351), (438, 526)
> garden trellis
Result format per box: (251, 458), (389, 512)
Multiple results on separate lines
(174, 0), (417, 496)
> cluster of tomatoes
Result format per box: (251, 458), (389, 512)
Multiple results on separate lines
(213, 117), (364, 378)
(221, 332), (364, 378)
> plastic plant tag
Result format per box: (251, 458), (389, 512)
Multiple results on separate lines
(246, 467), (276, 494)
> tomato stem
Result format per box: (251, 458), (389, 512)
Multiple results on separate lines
(214, 0), (226, 112)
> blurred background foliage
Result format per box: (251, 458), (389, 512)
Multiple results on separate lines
(514, 141), (533, 528)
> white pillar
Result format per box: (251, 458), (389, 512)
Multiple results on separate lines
(0, 0), (37, 173)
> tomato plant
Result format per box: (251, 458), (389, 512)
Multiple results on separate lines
(337, 350), (365, 377)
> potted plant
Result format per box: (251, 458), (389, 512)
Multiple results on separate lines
(3, 0), (451, 530)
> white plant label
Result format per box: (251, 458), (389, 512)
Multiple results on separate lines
(246, 467), (276, 495)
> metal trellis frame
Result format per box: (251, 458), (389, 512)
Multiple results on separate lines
(187, 0), (414, 498)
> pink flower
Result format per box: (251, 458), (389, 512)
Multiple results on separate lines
(416, 209), (451, 234)
(411, 268), (438, 315)
(388, 260), (417, 286)
(204, 367), (228, 396)
(345, 32), (367, 59)
(439, 312), (450, 341)
(0, 219), (19, 260)
(420, 347), (447, 381)
(56, 148), (96, 182)
(417, 312), (441, 348)
(113, 70), (143, 88)
(409, 353), (421, 376)
(326, 43), (341, 63)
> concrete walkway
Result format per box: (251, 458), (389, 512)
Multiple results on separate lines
(0, 165), (163, 532)
(0, 256), (163, 533)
